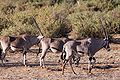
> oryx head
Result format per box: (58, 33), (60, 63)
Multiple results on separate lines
(103, 37), (110, 51)
(37, 35), (44, 40)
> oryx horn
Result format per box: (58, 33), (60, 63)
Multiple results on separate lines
(31, 16), (43, 36)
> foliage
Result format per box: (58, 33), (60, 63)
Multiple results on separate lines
(0, 0), (120, 39)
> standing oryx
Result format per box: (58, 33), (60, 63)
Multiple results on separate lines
(29, 16), (72, 67)
(39, 37), (71, 67)
(0, 34), (43, 66)
(61, 19), (111, 75)
(61, 37), (111, 75)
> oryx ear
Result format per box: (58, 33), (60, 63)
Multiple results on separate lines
(104, 37), (108, 41)
(87, 38), (91, 44)
(37, 36), (44, 40)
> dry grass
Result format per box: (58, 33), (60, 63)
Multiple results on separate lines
(0, 43), (120, 80)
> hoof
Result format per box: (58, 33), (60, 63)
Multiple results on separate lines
(74, 72), (77, 75)
(23, 63), (27, 67)
(40, 65), (46, 69)
(24, 65), (27, 67)
(62, 73), (64, 75)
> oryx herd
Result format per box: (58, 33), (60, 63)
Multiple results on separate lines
(0, 32), (111, 75)
(0, 18), (113, 75)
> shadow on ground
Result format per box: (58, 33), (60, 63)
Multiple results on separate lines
(0, 61), (60, 68)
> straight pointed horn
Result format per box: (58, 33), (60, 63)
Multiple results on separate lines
(99, 18), (108, 39)
(31, 16), (43, 36)
(104, 20), (109, 39)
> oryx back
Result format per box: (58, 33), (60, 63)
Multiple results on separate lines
(63, 40), (78, 60)
(50, 38), (69, 53)
(87, 38), (106, 56)
(10, 34), (41, 51)
(76, 38), (90, 54)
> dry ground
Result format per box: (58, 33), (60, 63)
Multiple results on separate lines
(0, 44), (120, 80)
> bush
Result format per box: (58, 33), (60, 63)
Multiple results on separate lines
(1, 3), (16, 15)
(0, 11), (38, 35)
(0, 17), (15, 32)
(1, 24), (37, 36)
(0, 0), (120, 39)
(85, 0), (120, 12)
(68, 11), (103, 39)
(105, 6), (120, 34)
(35, 4), (72, 37)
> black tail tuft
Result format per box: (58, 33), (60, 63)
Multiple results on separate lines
(0, 48), (2, 59)
(61, 48), (66, 60)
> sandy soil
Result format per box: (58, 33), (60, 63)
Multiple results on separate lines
(0, 44), (120, 80)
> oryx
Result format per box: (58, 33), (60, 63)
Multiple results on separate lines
(0, 17), (44, 66)
(61, 19), (111, 75)
(61, 37), (111, 75)
(30, 16), (72, 67)
(0, 34), (43, 66)
(39, 37), (71, 67)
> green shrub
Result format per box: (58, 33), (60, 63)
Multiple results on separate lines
(84, 0), (120, 12)
(35, 4), (72, 37)
(1, 24), (37, 36)
(68, 11), (103, 39)
(105, 6), (120, 34)
(0, 0), (120, 39)
(1, 3), (16, 15)
(0, 11), (38, 35)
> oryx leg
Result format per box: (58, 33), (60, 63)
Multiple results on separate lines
(0, 47), (9, 66)
(88, 57), (93, 73)
(40, 47), (49, 67)
(69, 57), (77, 75)
(23, 50), (27, 66)
(62, 59), (68, 75)
(92, 57), (96, 64)
(38, 48), (41, 55)
(35, 47), (41, 62)
(90, 57), (96, 69)
(73, 50), (81, 66)
(36, 44), (41, 57)
(0, 52), (5, 66)
(58, 50), (66, 66)
(88, 57), (96, 73)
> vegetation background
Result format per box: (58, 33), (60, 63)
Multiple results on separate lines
(0, 0), (120, 39)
